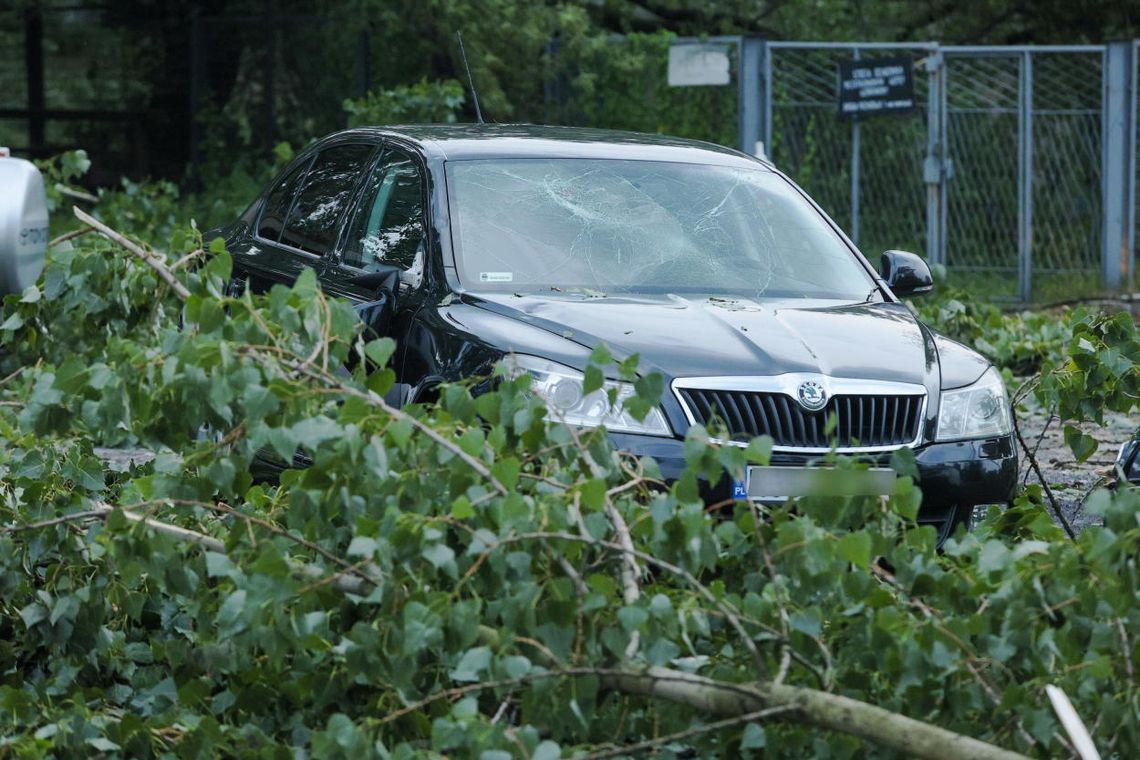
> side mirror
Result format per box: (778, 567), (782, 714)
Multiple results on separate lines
(0, 150), (48, 296)
(879, 250), (933, 298)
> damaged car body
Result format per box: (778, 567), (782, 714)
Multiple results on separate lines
(215, 125), (1018, 543)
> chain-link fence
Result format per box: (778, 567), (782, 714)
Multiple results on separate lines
(559, 38), (1131, 302)
(767, 43), (933, 261)
(764, 42), (1126, 302)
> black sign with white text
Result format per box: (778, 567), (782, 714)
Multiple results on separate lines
(837, 56), (916, 119)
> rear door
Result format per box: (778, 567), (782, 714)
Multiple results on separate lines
(233, 141), (377, 293)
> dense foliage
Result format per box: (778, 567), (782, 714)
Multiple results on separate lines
(0, 173), (1135, 757)
(344, 80), (466, 128)
(912, 287), (1140, 467)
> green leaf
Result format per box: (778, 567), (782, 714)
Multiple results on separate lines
(423, 543), (457, 578)
(741, 723), (766, 749)
(504, 655), (531, 679)
(290, 416), (343, 448)
(789, 608), (821, 637)
(450, 646), (491, 682)
(251, 545), (291, 578)
(347, 536), (378, 558)
(491, 457), (520, 490)
(364, 337), (396, 367)
(583, 364), (604, 395)
(578, 478), (607, 511)
(205, 551), (237, 579)
(217, 590), (247, 630)
(836, 532), (872, 569)
(1063, 425), (1098, 462)
(617, 606), (648, 632)
(86, 737), (121, 752)
(451, 496), (474, 519)
(291, 267), (319, 300)
(18, 603), (47, 629)
(533, 741), (562, 760)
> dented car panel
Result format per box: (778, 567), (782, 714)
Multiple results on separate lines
(218, 124), (1018, 541)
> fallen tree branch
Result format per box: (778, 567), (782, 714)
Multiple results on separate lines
(123, 498), (383, 589)
(609, 666), (1031, 760)
(57, 184), (98, 203)
(375, 662), (1029, 759)
(870, 561), (1044, 750)
(579, 705), (794, 759)
(242, 349), (510, 498)
(504, 531), (766, 672)
(2, 508), (110, 533)
(169, 248), (206, 272)
(74, 206), (191, 300)
(14, 503), (1030, 758)
(1011, 401), (1076, 539)
(1045, 685), (1101, 760)
(24, 503), (377, 596)
(49, 227), (94, 248)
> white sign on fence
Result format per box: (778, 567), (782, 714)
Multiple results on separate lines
(667, 44), (731, 87)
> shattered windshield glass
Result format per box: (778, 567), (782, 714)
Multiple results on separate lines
(446, 158), (875, 299)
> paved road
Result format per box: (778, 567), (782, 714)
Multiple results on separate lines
(1014, 395), (1136, 533)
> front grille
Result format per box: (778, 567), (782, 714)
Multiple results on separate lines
(678, 389), (924, 449)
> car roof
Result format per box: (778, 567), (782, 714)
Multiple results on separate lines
(337, 124), (773, 169)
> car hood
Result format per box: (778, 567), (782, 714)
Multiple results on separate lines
(468, 292), (939, 385)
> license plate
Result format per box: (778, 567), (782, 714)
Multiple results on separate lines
(744, 466), (896, 501)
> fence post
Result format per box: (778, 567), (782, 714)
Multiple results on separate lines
(762, 45), (773, 156)
(1018, 51), (1034, 303)
(1102, 40), (1135, 291)
(923, 48), (945, 267)
(737, 37), (765, 156)
(1134, 41), (1139, 291)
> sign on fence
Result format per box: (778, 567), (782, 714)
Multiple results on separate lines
(667, 44), (731, 87)
(837, 56), (916, 118)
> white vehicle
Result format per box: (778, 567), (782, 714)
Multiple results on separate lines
(0, 148), (48, 296)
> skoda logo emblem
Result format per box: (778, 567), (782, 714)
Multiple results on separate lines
(797, 380), (828, 411)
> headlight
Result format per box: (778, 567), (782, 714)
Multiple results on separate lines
(505, 355), (671, 436)
(936, 367), (1012, 442)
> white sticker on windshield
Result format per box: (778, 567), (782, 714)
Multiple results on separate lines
(479, 272), (514, 282)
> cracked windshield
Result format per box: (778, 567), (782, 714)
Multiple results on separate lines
(447, 158), (875, 299)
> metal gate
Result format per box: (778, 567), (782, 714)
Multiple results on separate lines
(760, 42), (1125, 302)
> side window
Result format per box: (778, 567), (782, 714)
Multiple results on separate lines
(257, 157), (312, 242)
(280, 143), (375, 255)
(343, 147), (426, 270)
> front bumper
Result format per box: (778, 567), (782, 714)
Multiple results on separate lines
(608, 431), (1018, 516)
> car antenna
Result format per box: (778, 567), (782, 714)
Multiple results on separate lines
(456, 31), (485, 124)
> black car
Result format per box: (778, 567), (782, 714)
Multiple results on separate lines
(1118, 433), (1140, 485)
(215, 125), (1017, 542)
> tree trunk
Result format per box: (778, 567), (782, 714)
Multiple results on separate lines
(606, 665), (1030, 760)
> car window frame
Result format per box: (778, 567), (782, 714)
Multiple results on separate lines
(254, 139), (380, 263)
(335, 139), (432, 277)
(254, 154), (315, 246)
